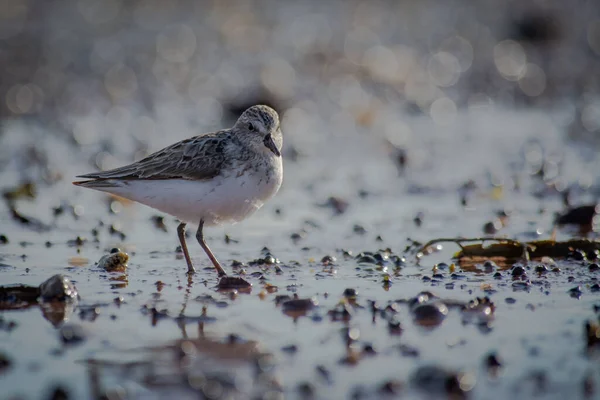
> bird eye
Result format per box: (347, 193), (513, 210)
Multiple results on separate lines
(248, 122), (255, 131)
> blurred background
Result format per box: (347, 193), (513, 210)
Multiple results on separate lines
(1, 0), (599, 158)
(0, 0), (599, 238)
(3, 2), (600, 398)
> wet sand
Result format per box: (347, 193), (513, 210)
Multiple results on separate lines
(2, 1), (600, 399)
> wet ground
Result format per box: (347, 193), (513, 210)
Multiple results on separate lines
(2, 1), (600, 399)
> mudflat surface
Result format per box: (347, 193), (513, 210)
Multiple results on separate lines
(2, 1), (600, 399)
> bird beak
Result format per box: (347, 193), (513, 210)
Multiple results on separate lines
(263, 134), (281, 157)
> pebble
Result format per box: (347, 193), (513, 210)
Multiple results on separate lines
(388, 318), (402, 335)
(66, 236), (87, 247)
(59, 323), (86, 345)
(282, 298), (317, 312)
(321, 255), (336, 265)
(398, 344), (420, 357)
(568, 286), (583, 299)
(408, 291), (438, 309)
(568, 250), (587, 261)
(485, 352), (502, 369)
(412, 302), (448, 327)
(512, 281), (531, 291)
(379, 380), (402, 395)
(355, 253), (378, 264)
(97, 251), (129, 272)
(0, 352), (12, 373)
(353, 224), (367, 235)
(297, 382), (315, 397)
(482, 260), (498, 272)
(39, 275), (78, 301)
(411, 365), (466, 397)
(290, 232), (304, 243)
(328, 302), (353, 321)
(217, 277), (252, 290)
(534, 265), (549, 274)
(281, 344), (298, 354)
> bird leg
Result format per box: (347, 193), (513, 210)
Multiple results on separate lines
(177, 222), (196, 274)
(196, 219), (228, 277)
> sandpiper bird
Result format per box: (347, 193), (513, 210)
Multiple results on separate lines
(74, 105), (283, 282)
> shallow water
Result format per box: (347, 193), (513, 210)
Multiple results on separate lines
(2, 107), (600, 400)
(3, 1), (600, 399)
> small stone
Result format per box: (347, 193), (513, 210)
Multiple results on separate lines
(281, 344), (298, 354)
(411, 365), (465, 397)
(569, 286), (584, 299)
(321, 255), (336, 266)
(67, 236), (87, 247)
(355, 254), (378, 264)
(39, 275), (78, 301)
(512, 281), (531, 290)
(435, 262), (448, 270)
(97, 251), (129, 272)
(353, 224), (367, 235)
(568, 250), (587, 261)
(398, 344), (419, 357)
(59, 323), (86, 345)
(486, 353), (502, 368)
(282, 298), (317, 312)
(48, 385), (70, 400)
(534, 265), (549, 274)
(585, 321), (600, 348)
(297, 382), (315, 397)
(483, 221), (499, 234)
(511, 265), (526, 277)
(414, 212), (423, 227)
(388, 318), (402, 335)
(0, 352), (12, 373)
(362, 343), (377, 355)
(482, 260), (498, 272)
(329, 302), (353, 321)
(217, 276), (252, 290)
(379, 380), (402, 395)
(583, 374), (595, 398)
(263, 255), (276, 265)
(412, 302), (448, 327)
(322, 196), (349, 215)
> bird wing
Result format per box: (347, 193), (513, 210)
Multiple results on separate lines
(76, 131), (229, 181)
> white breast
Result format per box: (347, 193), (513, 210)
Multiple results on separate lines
(99, 161), (283, 226)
